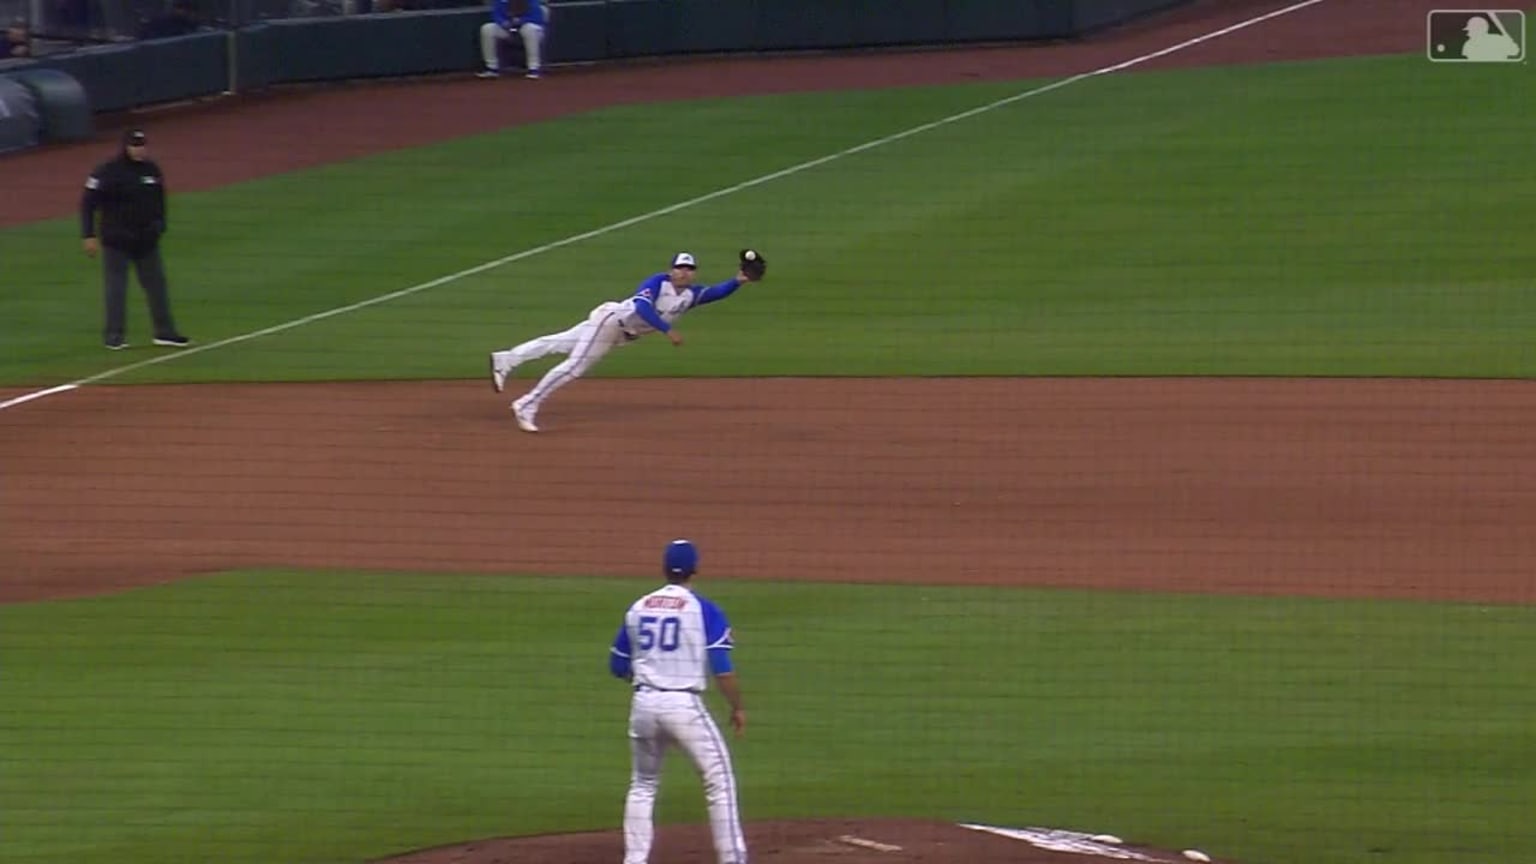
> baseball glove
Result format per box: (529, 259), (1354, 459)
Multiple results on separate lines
(739, 248), (767, 281)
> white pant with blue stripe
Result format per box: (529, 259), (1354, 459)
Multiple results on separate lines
(624, 689), (746, 864)
(503, 301), (628, 418)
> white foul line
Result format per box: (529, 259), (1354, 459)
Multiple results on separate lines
(0, 0), (1328, 415)
(0, 384), (79, 410)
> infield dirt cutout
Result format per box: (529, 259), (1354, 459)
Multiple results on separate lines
(1, 2), (1530, 863)
(4, 377), (1532, 605)
(370, 820), (1229, 864)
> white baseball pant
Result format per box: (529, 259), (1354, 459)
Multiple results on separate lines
(479, 21), (545, 73)
(504, 302), (628, 418)
(623, 690), (747, 864)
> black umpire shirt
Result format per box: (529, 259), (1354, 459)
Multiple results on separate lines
(80, 151), (168, 257)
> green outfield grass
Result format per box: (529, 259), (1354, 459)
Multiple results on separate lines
(3, 571), (1533, 864)
(2, 53), (1532, 387)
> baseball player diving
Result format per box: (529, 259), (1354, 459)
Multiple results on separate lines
(609, 539), (748, 864)
(489, 248), (767, 433)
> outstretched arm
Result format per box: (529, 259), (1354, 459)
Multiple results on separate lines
(691, 276), (745, 307)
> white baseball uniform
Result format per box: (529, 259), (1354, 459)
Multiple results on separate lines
(491, 259), (746, 426)
(610, 582), (745, 864)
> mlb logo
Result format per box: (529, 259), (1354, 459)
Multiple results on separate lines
(1427, 10), (1525, 62)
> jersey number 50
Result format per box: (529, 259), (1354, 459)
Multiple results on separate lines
(637, 615), (681, 652)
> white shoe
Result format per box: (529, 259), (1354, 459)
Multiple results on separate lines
(489, 353), (509, 393)
(512, 398), (539, 433)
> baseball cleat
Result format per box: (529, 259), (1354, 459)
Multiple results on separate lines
(512, 399), (539, 433)
(489, 353), (508, 393)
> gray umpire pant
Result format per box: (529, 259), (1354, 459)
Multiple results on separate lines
(103, 244), (179, 343)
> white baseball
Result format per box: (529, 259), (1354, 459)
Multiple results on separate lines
(1090, 834), (1124, 844)
(1182, 850), (1212, 862)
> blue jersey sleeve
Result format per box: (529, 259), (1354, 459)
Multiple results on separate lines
(700, 597), (734, 675)
(691, 278), (743, 307)
(632, 273), (672, 333)
(489, 0), (513, 28)
(609, 623), (632, 679)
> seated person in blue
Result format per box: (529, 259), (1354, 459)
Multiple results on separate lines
(478, 0), (549, 78)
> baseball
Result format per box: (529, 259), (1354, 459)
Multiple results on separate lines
(1182, 850), (1212, 862)
(1089, 834), (1124, 844)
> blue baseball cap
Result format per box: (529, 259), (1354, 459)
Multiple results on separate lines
(664, 539), (698, 577)
(671, 252), (696, 269)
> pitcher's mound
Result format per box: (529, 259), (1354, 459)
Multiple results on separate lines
(371, 819), (1229, 863)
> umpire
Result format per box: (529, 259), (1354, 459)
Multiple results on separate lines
(79, 128), (190, 350)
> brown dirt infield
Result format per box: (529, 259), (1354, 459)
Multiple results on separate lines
(4, 377), (1533, 606)
(1, 3), (1529, 863)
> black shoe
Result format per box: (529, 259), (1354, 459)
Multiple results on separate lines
(105, 338), (128, 350)
(153, 334), (191, 347)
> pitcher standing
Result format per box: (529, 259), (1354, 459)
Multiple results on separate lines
(609, 539), (748, 864)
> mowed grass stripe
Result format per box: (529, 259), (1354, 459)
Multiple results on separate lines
(4, 50), (1530, 386)
(2, 570), (1534, 864)
(0, 0), (1323, 401)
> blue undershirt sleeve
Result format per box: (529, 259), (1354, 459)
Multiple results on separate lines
(609, 624), (632, 678)
(631, 275), (671, 333)
(691, 278), (743, 307)
(708, 647), (734, 675)
(633, 297), (670, 333)
(700, 599), (735, 676)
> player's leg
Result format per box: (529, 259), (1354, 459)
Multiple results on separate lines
(477, 23), (508, 75)
(492, 300), (617, 380)
(663, 698), (747, 864)
(101, 247), (131, 347)
(624, 705), (669, 864)
(511, 311), (622, 424)
(489, 319), (588, 393)
(134, 247), (186, 344)
(518, 23), (545, 77)
(506, 321), (585, 367)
